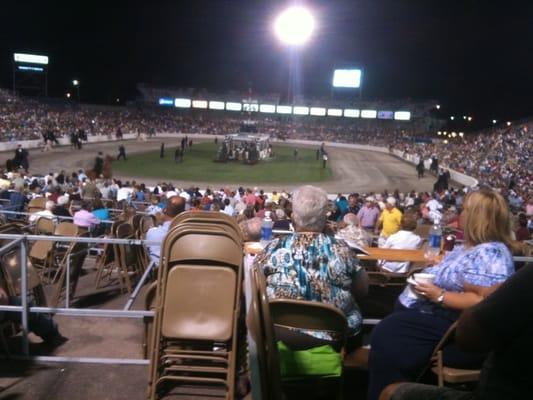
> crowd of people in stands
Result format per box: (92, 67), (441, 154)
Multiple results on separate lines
(0, 88), (531, 207)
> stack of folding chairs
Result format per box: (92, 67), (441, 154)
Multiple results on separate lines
(147, 211), (244, 400)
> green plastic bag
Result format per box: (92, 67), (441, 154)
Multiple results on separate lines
(277, 341), (342, 380)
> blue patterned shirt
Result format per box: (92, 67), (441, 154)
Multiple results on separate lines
(399, 242), (514, 319)
(254, 232), (363, 338)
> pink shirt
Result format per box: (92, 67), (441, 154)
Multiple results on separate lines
(73, 209), (100, 228)
(245, 193), (256, 206)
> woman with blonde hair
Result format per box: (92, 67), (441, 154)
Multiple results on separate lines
(368, 188), (517, 400)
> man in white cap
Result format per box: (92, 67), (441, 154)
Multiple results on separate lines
(357, 196), (380, 232)
(375, 196), (402, 247)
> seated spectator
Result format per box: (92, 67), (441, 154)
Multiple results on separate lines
(29, 200), (57, 224)
(8, 185), (26, 211)
(145, 196), (162, 216)
(368, 189), (518, 400)
(380, 263), (533, 400)
(91, 199), (110, 236)
(253, 185), (368, 351)
(515, 213), (531, 241)
(73, 201), (100, 231)
(378, 213), (422, 273)
(53, 195), (72, 219)
(239, 217), (263, 241)
(221, 198), (234, 217)
(145, 196), (186, 265)
(425, 196), (443, 223)
(0, 280), (67, 347)
(337, 213), (372, 248)
(272, 208), (291, 231)
(91, 199), (110, 221)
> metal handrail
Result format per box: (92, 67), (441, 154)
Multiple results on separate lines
(0, 233), (161, 363)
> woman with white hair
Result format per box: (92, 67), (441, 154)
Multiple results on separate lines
(254, 185), (368, 351)
(29, 200), (58, 224)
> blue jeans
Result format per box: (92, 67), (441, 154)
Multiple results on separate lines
(1, 297), (58, 341)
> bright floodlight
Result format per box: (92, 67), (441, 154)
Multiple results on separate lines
(72, 80), (79, 86)
(274, 7), (315, 45)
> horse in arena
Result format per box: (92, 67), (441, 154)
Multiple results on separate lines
(86, 154), (114, 180)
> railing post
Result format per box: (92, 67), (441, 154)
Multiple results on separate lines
(65, 255), (71, 308)
(123, 260), (155, 310)
(19, 236), (29, 356)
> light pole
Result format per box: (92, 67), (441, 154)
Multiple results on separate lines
(273, 6), (315, 104)
(72, 79), (80, 101)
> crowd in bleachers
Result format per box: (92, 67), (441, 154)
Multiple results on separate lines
(1, 89), (531, 210)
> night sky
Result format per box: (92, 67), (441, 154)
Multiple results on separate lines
(1, 0), (532, 127)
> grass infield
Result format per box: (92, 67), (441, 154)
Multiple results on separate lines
(113, 142), (332, 184)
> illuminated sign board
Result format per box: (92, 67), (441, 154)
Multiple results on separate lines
(17, 65), (44, 72)
(394, 111), (411, 121)
(192, 100), (208, 109)
(361, 109), (377, 119)
(332, 69), (361, 88)
(209, 101), (225, 110)
(327, 109), (343, 117)
(259, 104), (276, 113)
(158, 98), (174, 106)
(243, 103), (259, 112)
(174, 98), (191, 108)
(310, 107), (326, 116)
(344, 109), (360, 118)
(293, 106), (309, 115)
(13, 53), (49, 65)
(378, 111), (394, 119)
(226, 102), (242, 111)
(276, 105), (292, 114)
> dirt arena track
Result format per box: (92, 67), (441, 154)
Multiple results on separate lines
(0, 138), (436, 194)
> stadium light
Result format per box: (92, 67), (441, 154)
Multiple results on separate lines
(463, 116), (467, 120)
(459, 132), (464, 137)
(492, 119), (497, 124)
(506, 121), (511, 126)
(443, 139), (449, 144)
(66, 92), (71, 98)
(467, 116), (472, 121)
(274, 6), (315, 46)
(436, 104), (441, 110)
(72, 80), (79, 86)
(437, 131), (441, 135)
(451, 132), (457, 137)
(450, 116), (455, 120)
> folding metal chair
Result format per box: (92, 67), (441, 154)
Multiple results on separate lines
(148, 226), (243, 400)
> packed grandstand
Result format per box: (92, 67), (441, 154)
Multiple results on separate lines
(0, 87), (531, 203)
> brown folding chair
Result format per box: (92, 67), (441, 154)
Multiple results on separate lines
(169, 210), (243, 242)
(50, 235), (89, 307)
(148, 227), (243, 400)
(34, 217), (55, 235)
(113, 223), (141, 293)
(94, 220), (121, 288)
(26, 197), (47, 215)
(428, 321), (481, 387)
(143, 281), (158, 359)
(54, 221), (79, 237)
(247, 266), (283, 400)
